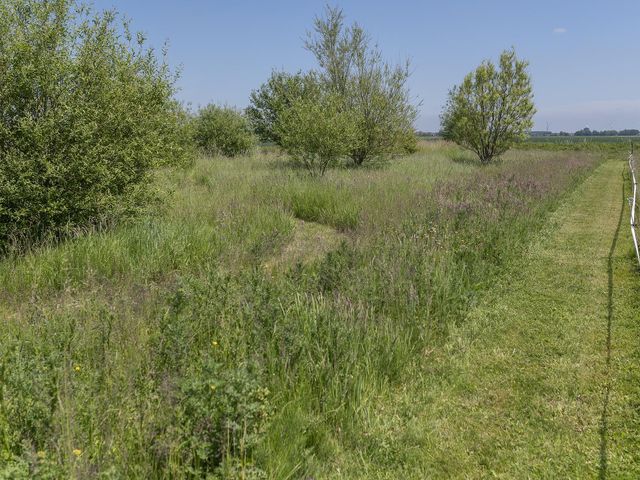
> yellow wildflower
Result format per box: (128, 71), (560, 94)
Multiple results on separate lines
(72, 448), (82, 457)
(36, 451), (46, 459)
(209, 384), (216, 391)
(211, 340), (218, 347)
(74, 365), (81, 372)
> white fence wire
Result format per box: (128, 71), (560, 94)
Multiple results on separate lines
(629, 152), (640, 268)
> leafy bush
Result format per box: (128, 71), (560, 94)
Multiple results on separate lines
(276, 80), (358, 175)
(247, 6), (418, 169)
(440, 49), (535, 163)
(194, 105), (256, 157)
(399, 129), (419, 154)
(0, 339), (61, 462)
(0, 0), (192, 252)
(246, 71), (318, 145)
(305, 6), (418, 166)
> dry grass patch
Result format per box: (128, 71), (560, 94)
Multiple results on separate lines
(263, 219), (347, 272)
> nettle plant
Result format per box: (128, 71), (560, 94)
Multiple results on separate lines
(441, 49), (536, 164)
(0, 0), (192, 251)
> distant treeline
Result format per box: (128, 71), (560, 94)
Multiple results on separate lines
(527, 128), (639, 137)
(418, 128), (640, 138)
(572, 128), (639, 136)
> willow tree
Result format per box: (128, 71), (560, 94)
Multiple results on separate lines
(275, 75), (357, 175)
(441, 49), (535, 164)
(246, 7), (417, 167)
(245, 71), (317, 145)
(194, 105), (255, 157)
(304, 6), (418, 165)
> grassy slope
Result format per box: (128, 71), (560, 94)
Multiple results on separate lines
(331, 159), (639, 478)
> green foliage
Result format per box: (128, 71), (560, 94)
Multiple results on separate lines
(0, 0), (192, 252)
(177, 357), (271, 478)
(441, 49), (535, 163)
(0, 317), (71, 478)
(305, 6), (418, 165)
(247, 6), (418, 169)
(245, 71), (317, 145)
(194, 104), (255, 157)
(0, 343), (59, 458)
(276, 80), (358, 175)
(400, 130), (419, 154)
(574, 127), (639, 136)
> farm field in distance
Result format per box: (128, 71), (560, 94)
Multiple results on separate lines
(526, 135), (638, 143)
(418, 134), (640, 146)
(3, 141), (638, 478)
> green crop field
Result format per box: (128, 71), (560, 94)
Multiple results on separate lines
(420, 135), (640, 146)
(526, 135), (640, 144)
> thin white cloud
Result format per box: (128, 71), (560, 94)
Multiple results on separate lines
(553, 27), (567, 34)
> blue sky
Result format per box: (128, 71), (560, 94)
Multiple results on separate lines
(93, 0), (640, 132)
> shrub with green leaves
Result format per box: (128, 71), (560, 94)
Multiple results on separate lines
(177, 357), (271, 478)
(305, 6), (418, 166)
(276, 81), (358, 175)
(246, 71), (318, 145)
(440, 49), (536, 163)
(247, 7), (418, 169)
(194, 105), (256, 157)
(0, 0), (192, 251)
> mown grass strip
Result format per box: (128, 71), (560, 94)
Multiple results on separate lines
(392, 160), (639, 478)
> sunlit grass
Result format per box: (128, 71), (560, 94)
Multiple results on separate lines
(0, 145), (601, 478)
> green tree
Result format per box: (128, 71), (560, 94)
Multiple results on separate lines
(440, 49), (535, 164)
(0, 0), (191, 251)
(194, 105), (255, 157)
(305, 6), (418, 165)
(276, 76), (357, 175)
(245, 71), (318, 145)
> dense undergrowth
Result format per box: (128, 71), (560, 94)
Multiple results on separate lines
(0, 145), (600, 478)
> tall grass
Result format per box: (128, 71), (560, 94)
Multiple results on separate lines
(0, 146), (600, 478)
